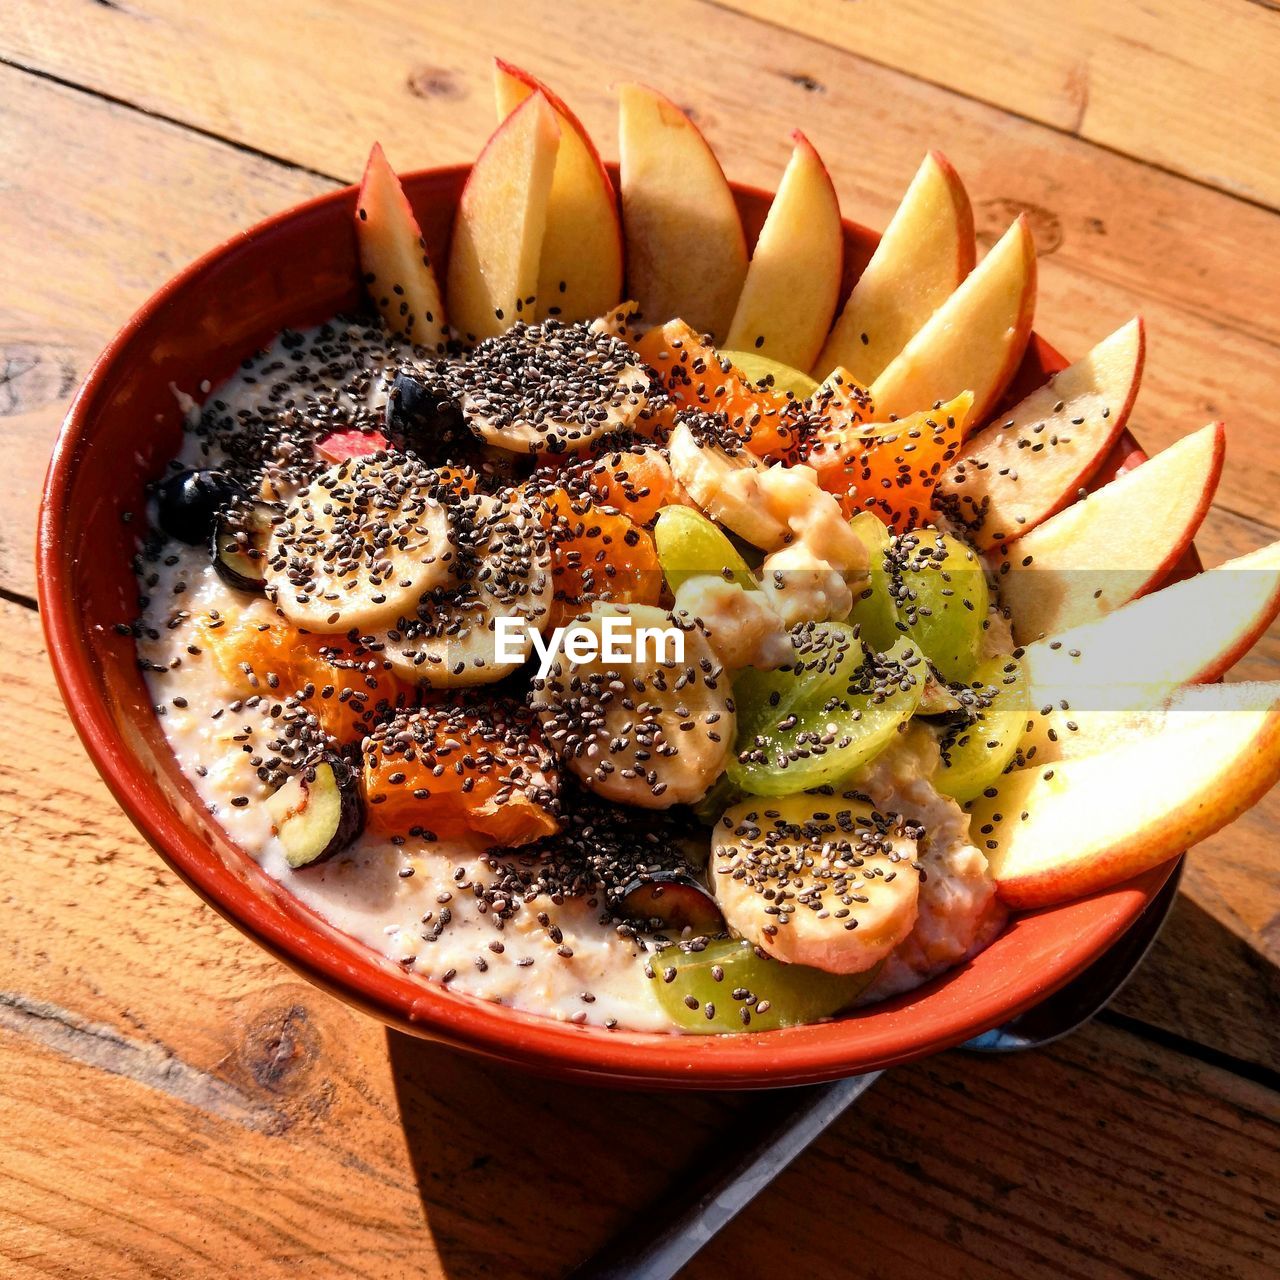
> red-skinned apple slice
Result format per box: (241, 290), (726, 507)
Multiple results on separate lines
(723, 131), (842, 372)
(993, 422), (1225, 643)
(446, 91), (560, 343)
(941, 318), (1145, 550)
(1024, 681), (1280, 767)
(969, 683), (1280, 909)
(618, 83), (748, 342)
(493, 60), (623, 324)
(355, 143), (449, 352)
(815, 151), (975, 383)
(869, 216), (1037, 425)
(1019, 538), (1280, 753)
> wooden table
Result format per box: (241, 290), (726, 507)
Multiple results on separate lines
(3, 2), (1278, 1275)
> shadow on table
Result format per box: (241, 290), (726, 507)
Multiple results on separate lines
(1106, 888), (1280, 1067)
(385, 1028), (745, 1278)
(386, 890), (1280, 1278)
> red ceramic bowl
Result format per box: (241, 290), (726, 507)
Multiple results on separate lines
(39, 165), (1180, 1088)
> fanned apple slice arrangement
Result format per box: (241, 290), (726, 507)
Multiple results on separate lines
(350, 58), (1280, 918)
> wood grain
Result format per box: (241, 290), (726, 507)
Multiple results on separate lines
(694, 1020), (1280, 1280)
(3, 6), (1280, 1273)
(4, 0), (1280, 604)
(0, 69), (333, 600)
(0, 596), (1276, 1277)
(713, 0), (1280, 211)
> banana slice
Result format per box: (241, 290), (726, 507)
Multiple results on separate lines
(711, 792), (921, 974)
(458, 318), (651, 455)
(667, 415), (790, 547)
(530, 602), (735, 808)
(381, 490), (553, 687)
(264, 455), (456, 633)
(668, 417), (867, 577)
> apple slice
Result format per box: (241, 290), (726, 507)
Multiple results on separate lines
(992, 422), (1224, 643)
(940, 318), (1145, 551)
(493, 60), (623, 324)
(618, 83), (748, 342)
(869, 216), (1037, 426)
(969, 683), (1280, 909)
(1024, 680), (1280, 767)
(446, 91), (560, 343)
(723, 131), (842, 372)
(355, 143), (449, 352)
(1019, 538), (1280, 753)
(815, 151), (974, 384)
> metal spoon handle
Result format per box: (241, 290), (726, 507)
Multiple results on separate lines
(567, 1071), (882, 1280)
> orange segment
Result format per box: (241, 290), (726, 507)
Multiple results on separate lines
(292, 634), (411, 744)
(568, 445), (685, 526)
(806, 391), (973, 530)
(810, 367), (875, 430)
(195, 611), (408, 745)
(363, 705), (559, 845)
(533, 485), (662, 627)
(632, 318), (803, 460)
(196, 610), (295, 692)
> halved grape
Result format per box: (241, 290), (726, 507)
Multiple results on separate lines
(616, 871), (725, 934)
(889, 528), (989, 683)
(653, 504), (757, 594)
(932, 654), (1030, 803)
(265, 754), (364, 869)
(649, 937), (882, 1033)
(727, 627), (925, 796)
(720, 350), (820, 401)
(845, 512), (900, 652)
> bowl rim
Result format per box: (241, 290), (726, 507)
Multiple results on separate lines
(37, 163), (1177, 1089)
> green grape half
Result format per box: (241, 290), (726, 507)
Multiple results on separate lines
(845, 512), (901, 653)
(721, 350), (820, 401)
(649, 937), (882, 1033)
(889, 528), (990, 683)
(727, 627), (925, 797)
(654, 505), (757, 595)
(932, 654), (1030, 803)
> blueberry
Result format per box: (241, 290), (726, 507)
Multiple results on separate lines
(155, 468), (241, 545)
(385, 373), (468, 456)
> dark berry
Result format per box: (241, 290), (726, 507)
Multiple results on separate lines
(385, 373), (468, 458)
(155, 468), (240, 545)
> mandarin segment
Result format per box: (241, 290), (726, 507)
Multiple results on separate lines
(363, 705), (560, 846)
(533, 483), (662, 627)
(633, 319), (805, 461)
(806, 391), (972, 529)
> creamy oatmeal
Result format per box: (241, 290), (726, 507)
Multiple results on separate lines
(134, 313), (1009, 1035)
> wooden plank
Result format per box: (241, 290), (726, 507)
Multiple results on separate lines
(6, 0), (1280, 348)
(6, 3), (1280, 605)
(0, 70), (333, 600)
(3, 578), (1278, 1276)
(713, 0), (1280, 212)
(2, 0), (1280, 355)
(691, 1021), (1280, 1280)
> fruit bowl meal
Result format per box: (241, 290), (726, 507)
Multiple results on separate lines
(40, 61), (1280, 1083)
